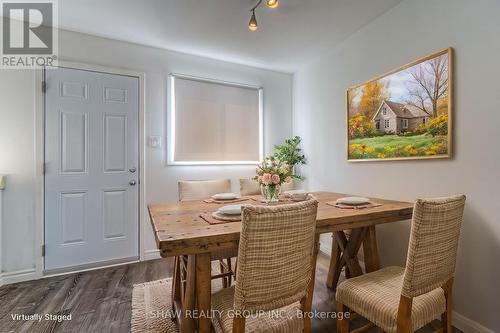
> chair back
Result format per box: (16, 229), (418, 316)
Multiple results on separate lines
(178, 179), (231, 202)
(239, 179), (295, 196)
(239, 179), (260, 196)
(234, 197), (318, 312)
(281, 180), (295, 192)
(402, 195), (466, 297)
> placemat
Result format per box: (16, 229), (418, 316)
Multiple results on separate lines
(326, 201), (382, 209)
(200, 212), (241, 225)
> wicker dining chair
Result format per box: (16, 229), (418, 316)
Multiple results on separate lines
(211, 197), (319, 333)
(239, 178), (295, 196)
(178, 179), (232, 202)
(176, 179), (237, 288)
(336, 195), (466, 333)
(239, 179), (260, 196)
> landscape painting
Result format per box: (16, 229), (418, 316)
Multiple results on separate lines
(347, 48), (452, 161)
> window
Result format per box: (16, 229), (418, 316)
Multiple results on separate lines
(423, 118), (427, 124)
(382, 107), (387, 115)
(168, 74), (263, 165)
(401, 119), (408, 128)
(375, 120), (380, 130)
(384, 119), (390, 128)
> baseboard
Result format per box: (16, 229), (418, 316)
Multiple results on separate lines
(143, 249), (161, 260)
(0, 268), (39, 286)
(453, 311), (494, 333)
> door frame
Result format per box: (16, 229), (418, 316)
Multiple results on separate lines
(35, 60), (146, 276)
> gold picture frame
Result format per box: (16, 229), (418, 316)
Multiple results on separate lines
(347, 48), (453, 162)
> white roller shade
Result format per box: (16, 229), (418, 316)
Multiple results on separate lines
(168, 75), (263, 165)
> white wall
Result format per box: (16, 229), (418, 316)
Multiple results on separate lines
(0, 30), (293, 276)
(0, 70), (37, 275)
(293, 0), (500, 331)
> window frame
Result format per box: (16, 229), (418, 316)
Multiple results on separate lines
(384, 119), (390, 128)
(167, 73), (264, 166)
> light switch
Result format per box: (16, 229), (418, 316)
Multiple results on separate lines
(149, 135), (162, 148)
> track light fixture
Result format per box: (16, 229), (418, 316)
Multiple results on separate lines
(248, 0), (279, 31)
(266, 0), (279, 9)
(248, 9), (258, 31)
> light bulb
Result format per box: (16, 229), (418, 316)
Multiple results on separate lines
(266, 0), (279, 9)
(248, 11), (258, 31)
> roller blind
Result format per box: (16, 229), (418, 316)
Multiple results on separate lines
(169, 75), (262, 164)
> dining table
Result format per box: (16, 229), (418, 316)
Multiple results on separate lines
(148, 191), (414, 333)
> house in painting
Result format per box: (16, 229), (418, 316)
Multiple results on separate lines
(372, 100), (432, 134)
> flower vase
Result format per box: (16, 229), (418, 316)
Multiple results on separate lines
(260, 184), (281, 203)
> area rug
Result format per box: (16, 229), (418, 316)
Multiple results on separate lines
(131, 263), (224, 333)
(131, 278), (179, 333)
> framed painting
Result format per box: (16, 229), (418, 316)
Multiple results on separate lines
(347, 48), (453, 161)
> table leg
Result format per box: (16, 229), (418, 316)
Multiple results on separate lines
(327, 228), (367, 290)
(172, 256), (181, 310)
(335, 229), (364, 277)
(180, 255), (196, 333)
(326, 233), (341, 289)
(196, 253), (212, 333)
(363, 225), (380, 273)
(301, 234), (320, 333)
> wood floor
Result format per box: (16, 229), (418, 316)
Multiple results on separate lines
(0, 253), (461, 333)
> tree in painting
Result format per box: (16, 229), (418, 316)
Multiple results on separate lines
(347, 49), (451, 160)
(406, 55), (449, 118)
(359, 80), (390, 118)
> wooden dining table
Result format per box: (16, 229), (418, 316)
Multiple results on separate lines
(148, 191), (413, 333)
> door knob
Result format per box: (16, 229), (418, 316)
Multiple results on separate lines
(129, 167), (136, 173)
(129, 180), (137, 186)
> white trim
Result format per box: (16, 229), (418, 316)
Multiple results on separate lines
(138, 71), (147, 261)
(35, 59), (147, 276)
(54, 60), (144, 78)
(143, 249), (161, 261)
(0, 269), (38, 286)
(34, 69), (45, 281)
(167, 74), (264, 166)
(453, 311), (494, 333)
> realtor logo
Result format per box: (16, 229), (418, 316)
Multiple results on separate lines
(1, 0), (58, 68)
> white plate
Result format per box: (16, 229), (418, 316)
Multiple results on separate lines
(336, 197), (370, 205)
(290, 196), (308, 202)
(284, 190), (308, 201)
(211, 193), (239, 200)
(217, 205), (242, 215)
(283, 190), (306, 196)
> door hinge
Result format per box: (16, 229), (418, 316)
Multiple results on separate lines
(41, 244), (46, 257)
(41, 80), (46, 93)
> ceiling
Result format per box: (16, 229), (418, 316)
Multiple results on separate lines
(59, 0), (403, 73)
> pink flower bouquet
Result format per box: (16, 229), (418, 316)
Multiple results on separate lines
(253, 157), (297, 202)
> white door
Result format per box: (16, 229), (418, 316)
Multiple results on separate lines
(44, 67), (139, 271)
